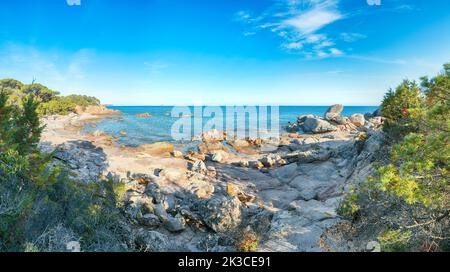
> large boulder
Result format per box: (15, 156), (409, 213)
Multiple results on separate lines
(197, 196), (242, 233)
(301, 118), (337, 133)
(324, 104), (344, 123)
(350, 114), (366, 127)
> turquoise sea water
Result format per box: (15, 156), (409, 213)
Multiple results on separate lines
(83, 106), (378, 147)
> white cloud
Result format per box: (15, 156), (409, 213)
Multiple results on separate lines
(66, 0), (81, 6)
(234, 0), (347, 58)
(283, 8), (342, 35)
(283, 42), (303, 50)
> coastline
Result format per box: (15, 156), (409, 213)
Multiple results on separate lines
(38, 104), (386, 252)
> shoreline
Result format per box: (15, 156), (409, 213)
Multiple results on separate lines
(38, 105), (385, 252)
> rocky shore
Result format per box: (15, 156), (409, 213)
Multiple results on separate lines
(38, 104), (386, 252)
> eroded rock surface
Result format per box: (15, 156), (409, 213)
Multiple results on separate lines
(39, 106), (384, 252)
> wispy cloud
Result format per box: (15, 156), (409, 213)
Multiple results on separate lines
(66, 0), (81, 6)
(234, 0), (347, 58)
(0, 43), (93, 84)
(340, 32), (366, 42)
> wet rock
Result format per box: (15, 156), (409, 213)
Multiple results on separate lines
(135, 113), (152, 117)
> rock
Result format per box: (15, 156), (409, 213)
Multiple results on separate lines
(189, 160), (207, 175)
(260, 156), (275, 168)
(198, 141), (229, 154)
(227, 183), (256, 203)
(366, 241), (381, 252)
(249, 161), (264, 170)
(288, 199), (338, 221)
(324, 104), (344, 122)
(373, 108), (382, 117)
(211, 150), (228, 163)
(297, 114), (315, 124)
(75, 105), (123, 115)
(171, 150), (183, 158)
(198, 196), (242, 233)
(139, 213), (161, 228)
(286, 123), (299, 133)
(202, 129), (225, 142)
(185, 151), (206, 161)
(270, 163), (298, 183)
(301, 118), (337, 133)
(135, 113), (152, 117)
(164, 214), (186, 232)
(140, 142), (174, 157)
(135, 231), (184, 252)
(120, 131), (127, 136)
(350, 114), (365, 127)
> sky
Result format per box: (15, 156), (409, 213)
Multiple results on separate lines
(0, 0), (449, 106)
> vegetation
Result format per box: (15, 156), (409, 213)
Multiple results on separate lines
(339, 63), (450, 252)
(0, 89), (128, 252)
(0, 79), (100, 116)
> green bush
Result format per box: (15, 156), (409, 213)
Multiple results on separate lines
(1, 78), (101, 116)
(347, 63), (450, 252)
(379, 229), (412, 252)
(381, 80), (424, 139)
(1, 90), (128, 252)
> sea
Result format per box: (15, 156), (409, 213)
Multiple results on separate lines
(82, 106), (378, 147)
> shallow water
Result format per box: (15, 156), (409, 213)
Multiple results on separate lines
(82, 106), (378, 147)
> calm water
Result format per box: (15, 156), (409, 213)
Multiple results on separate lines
(83, 106), (378, 147)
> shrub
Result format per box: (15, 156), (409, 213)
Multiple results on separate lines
(236, 231), (259, 252)
(347, 63), (450, 252)
(1, 90), (128, 252)
(379, 229), (412, 252)
(381, 80), (424, 139)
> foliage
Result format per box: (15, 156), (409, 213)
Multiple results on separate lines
(381, 80), (424, 139)
(378, 229), (412, 252)
(236, 231), (259, 252)
(0, 90), (128, 252)
(343, 63), (450, 252)
(1, 78), (100, 116)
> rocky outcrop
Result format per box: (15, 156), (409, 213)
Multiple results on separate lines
(39, 105), (386, 252)
(75, 105), (122, 115)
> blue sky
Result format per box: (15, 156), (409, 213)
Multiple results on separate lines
(0, 0), (449, 105)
